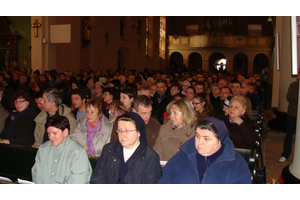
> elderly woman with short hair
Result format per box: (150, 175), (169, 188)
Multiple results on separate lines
(70, 98), (112, 157)
(219, 95), (258, 149)
(153, 99), (197, 161)
(0, 90), (38, 146)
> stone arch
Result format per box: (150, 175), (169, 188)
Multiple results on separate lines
(188, 52), (203, 73)
(253, 53), (269, 75)
(170, 51), (184, 72)
(233, 53), (248, 76)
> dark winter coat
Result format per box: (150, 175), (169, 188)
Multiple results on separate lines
(90, 140), (161, 184)
(0, 107), (38, 146)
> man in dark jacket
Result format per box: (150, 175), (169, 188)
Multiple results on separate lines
(151, 79), (173, 124)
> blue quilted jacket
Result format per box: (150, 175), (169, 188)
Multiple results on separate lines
(158, 136), (252, 184)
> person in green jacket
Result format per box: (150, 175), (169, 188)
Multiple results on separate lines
(32, 115), (92, 184)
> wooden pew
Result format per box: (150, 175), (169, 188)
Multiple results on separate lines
(1, 142), (266, 184)
(235, 140), (266, 184)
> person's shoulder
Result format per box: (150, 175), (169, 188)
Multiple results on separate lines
(61, 105), (76, 119)
(149, 117), (161, 126)
(66, 136), (86, 153)
(101, 115), (112, 126)
(38, 141), (52, 151)
(34, 110), (47, 122)
(77, 116), (86, 124)
(146, 145), (160, 157)
(26, 107), (39, 116)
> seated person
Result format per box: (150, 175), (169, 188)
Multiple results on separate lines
(90, 112), (161, 184)
(219, 95), (258, 149)
(158, 117), (251, 184)
(70, 98), (112, 157)
(193, 92), (214, 121)
(0, 90), (38, 146)
(153, 99), (197, 161)
(120, 88), (136, 111)
(31, 115), (92, 184)
(32, 87), (77, 148)
(108, 100), (128, 123)
(110, 95), (161, 149)
(220, 96), (232, 117)
(70, 88), (90, 121)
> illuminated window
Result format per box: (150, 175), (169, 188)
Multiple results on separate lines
(215, 59), (227, 71)
(159, 16), (166, 58)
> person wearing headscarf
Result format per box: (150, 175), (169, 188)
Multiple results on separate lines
(90, 112), (161, 184)
(158, 117), (251, 184)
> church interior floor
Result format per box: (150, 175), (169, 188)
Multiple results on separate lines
(261, 108), (295, 183)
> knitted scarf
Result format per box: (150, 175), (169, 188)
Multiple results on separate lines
(85, 117), (102, 155)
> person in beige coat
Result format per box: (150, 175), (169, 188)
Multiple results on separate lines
(153, 99), (197, 161)
(32, 88), (77, 148)
(70, 98), (112, 157)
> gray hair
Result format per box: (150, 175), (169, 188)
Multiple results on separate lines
(43, 87), (62, 107)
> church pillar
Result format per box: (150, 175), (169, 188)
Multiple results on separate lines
(282, 16), (300, 183)
(31, 16), (56, 73)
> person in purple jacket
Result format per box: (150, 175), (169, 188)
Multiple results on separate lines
(158, 117), (252, 184)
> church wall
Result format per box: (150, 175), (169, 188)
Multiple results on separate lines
(6, 16), (31, 69)
(53, 16), (149, 74)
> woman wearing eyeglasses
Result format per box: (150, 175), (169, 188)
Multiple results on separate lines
(70, 98), (112, 157)
(0, 90), (38, 146)
(90, 112), (161, 184)
(193, 92), (215, 121)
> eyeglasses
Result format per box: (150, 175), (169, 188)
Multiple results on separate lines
(192, 102), (201, 105)
(116, 129), (137, 134)
(14, 99), (26, 104)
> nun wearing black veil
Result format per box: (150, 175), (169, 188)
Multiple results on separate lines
(90, 112), (161, 184)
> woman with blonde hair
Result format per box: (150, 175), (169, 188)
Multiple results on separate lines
(108, 100), (128, 123)
(153, 98), (197, 161)
(219, 95), (258, 149)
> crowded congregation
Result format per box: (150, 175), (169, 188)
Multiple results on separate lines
(0, 15), (299, 186)
(0, 66), (265, 184)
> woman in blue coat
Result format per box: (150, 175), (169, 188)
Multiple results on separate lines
(90, 112), (161, 184)
(158, 117), (252, 184)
